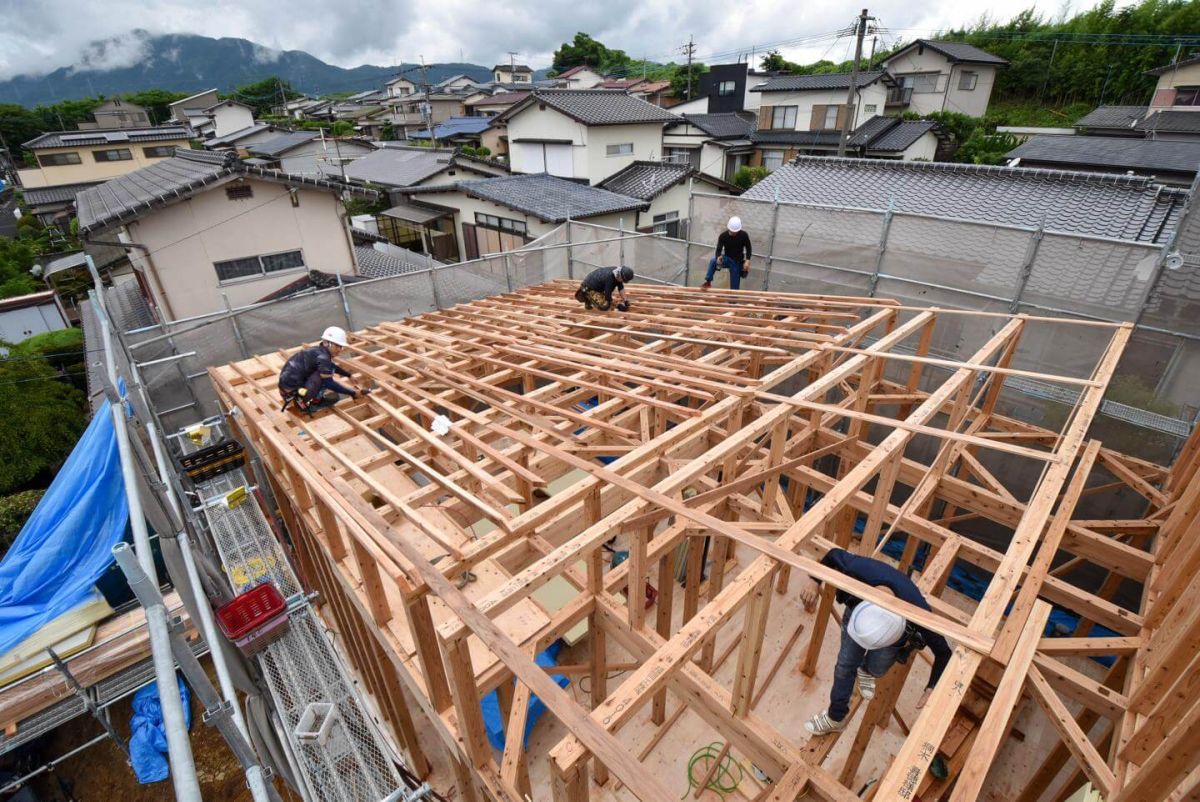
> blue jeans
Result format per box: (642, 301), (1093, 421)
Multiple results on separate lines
(705, 255), (743, 290)
(828, 616), (902, 722)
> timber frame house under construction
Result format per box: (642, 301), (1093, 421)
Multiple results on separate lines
(209, 281), (1198, 801)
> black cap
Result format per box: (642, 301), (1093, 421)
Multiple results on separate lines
(619, 265), (634, 282)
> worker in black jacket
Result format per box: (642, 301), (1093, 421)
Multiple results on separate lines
(701, 216), (752, 290)
(278, 326), (369, 413)
(575, 265), (634, 311)
(804, 548), (953, 736)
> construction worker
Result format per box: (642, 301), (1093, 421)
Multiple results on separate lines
(803, 548), (952, 736)
(278, 326), (369, 414)
(701, 216), (752, 290)
(575, 265), (634, 311)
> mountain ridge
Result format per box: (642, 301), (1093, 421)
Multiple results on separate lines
(0, 31), (525, 106)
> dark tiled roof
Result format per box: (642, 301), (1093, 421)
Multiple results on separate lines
(247, 131), (320, 157)
(465, 91), (530, 107)
(354, 246), (441, 277)
(1075, 106), (1147, 130)
(1007, 135), (1200, 177)
(343, 146), (456, 187)
(506, 89), (678, 125)
(891, 40), (1008, 65)
(75, 148), (377, 233)
(846, 116), (896, 147)
(20, 181), (104, 207)
(255, 270), (371, 303)
(751, 130), (842, 147)
(751, 71), (886, 92)
(1136, 110), (1200, 135)
(411, 173), (648, 222)
(493, 64), (532, 72)
(743, 157), (1186, 243)
(668, 113), (757, 139)
(863, 119), (939, 152)
(23, 126), (191, 149)
(1146, 55), (1200, 76)
(598, 161), (692, 199)
(204, 123), (280, 147)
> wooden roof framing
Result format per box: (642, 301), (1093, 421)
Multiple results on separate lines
(209, 281), (1192, 801)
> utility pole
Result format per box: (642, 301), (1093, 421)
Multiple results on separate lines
(682, 36), (697, 100)
(837, 8), (874, 157)
(419, 56), (433, 142)
(868, 35), (878, 69)
(508, 50), (518, 80)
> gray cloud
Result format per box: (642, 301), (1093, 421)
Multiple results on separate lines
(0, 0), (1101, 81)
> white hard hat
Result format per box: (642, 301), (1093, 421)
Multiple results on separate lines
(727, 216), (743, 232)
(847, 602), (906, 650)
(321, 326), (349, 347)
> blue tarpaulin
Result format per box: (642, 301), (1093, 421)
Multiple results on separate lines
(130, 675), (192, 783)
(0, 400), (129, 656)
(481, 641), (569, 750)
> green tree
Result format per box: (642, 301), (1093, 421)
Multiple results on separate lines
(230, 76), (301, 117)
(551, 33), (632, 75)
(672, 62), (708, 100)
(0, 237), (40, 299)
(122, 88), (189, 125)
(379, 121), (396, 141)
(330, 120), (355, 137)
(733, 165), (770, 189)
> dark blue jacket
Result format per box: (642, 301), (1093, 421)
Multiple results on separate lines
(278, 345), (355, 397)
(821, 548), (952, 688)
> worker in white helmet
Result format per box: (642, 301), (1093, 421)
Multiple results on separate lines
(701, 216), (752, 290)
(277, 325), (370, 414)
(803, 548), (952, 736)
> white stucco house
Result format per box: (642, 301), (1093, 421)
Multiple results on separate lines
(555, 66), (606, 89)
(74, 149), (378, 320)
(663, 113), (757, 182)
(597, 161), (740, 238)
(494, 89), (678, 185)
(879, 40), (1007, 118)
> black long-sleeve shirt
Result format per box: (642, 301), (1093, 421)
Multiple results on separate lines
(715, 230), (752, 264)
(278, 345), (355, 396)
(820, 548), (953, 689)
(582, 266), (625, 306)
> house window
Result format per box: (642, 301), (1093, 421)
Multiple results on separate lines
(225, 184), (254, 200)
(143, 146), (175, 158)
(475, 213), (528, 236)
(771, 106), (798, 129)
(863, 104), (877, 114)
(762, 150), (785, 171)
(36, 152), (82, 167)
(1175, 87), (1200, 106)
(664, 147), (700, 169)
(93, 148), (133, 162)
(718, 81), (737, 97)
(958, 71), (979, 91)
(214, 250), (305, 283)
(902, 73), (940, 93)
(606, 143), (634, 157)
(653, 211), (681, 238)
(824, 105), (840, 130)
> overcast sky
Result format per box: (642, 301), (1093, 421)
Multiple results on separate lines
(1, 0), (1102, 81)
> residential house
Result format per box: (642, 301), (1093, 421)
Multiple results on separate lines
(630, 79), (676, 108)
(1074, 106), (1149, 138)
(74, 148), (377, 320)
(343, 146), (505, 261)
(744, 156), (1184, 242)
(555, 66), (605, 89)
(408, 117), (493, 147)
(465, 91), (530, 117)
(1005, 136), (1200, 185)
(495, 90), (677, 184)
(597, 161), (739, 237)
(168, 89), (220, 123)
(494, 64), (534, 84)
(78, 99), (152, 130)
(878, 40), (1007, 117)
(1147, 55), (1200, 112)
(203, 123), (287, 154)
(19, 182), (103, 227)
(696, 63), (775, 113)
(435, 74), (479, 93)
(0, 291), (69, 345)
(402, 173), (647, 259)
(663, 113), (757, 182)
(748, 71), (890, 166)
(17, 126), (193, 189)
(750, 116), (943, 168)
(385, 75), (419, 98)
(247, 131), (375, 178)
(194, 100), (256, 139)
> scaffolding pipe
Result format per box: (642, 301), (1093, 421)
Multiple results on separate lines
(85, 257), (202, 802)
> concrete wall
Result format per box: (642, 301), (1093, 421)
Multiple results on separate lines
(278, 140), (375, 177)
(126, 178), (355, 320)
(755, 83), (887, 131)
(882, 48), (999, 117)
(17, 136), (193, 188)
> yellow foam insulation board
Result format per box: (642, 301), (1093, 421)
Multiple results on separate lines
(0, 595), (113, 686)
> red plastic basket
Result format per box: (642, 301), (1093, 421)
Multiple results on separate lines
(216, 583), (286, 641)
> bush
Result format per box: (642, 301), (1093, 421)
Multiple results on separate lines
(733, 166), (770, 189)
(0, 489), (44, 554)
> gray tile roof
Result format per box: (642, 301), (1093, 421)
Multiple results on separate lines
(343, 147), (456, 187)
(1136, 110), (1200, 135)
(247, 131), (320, 157)
(901, 40), (1008, 65)
(1074, 106), (1148, 130)
(411, 173), (648, 222)
(75, 148), (377, 233)
(668, 113), (757, 139)
(1007, 135), (1200, 177)
(507, 90), (679, 126)
(598, 161), (692, 200)
(743, 157), (1186, 244)
(23, 125), (191, 149)
(846, 116), (896, 147)
(20, 181), (104, 207)
(1146, 55), (1200, 76)
(751, 71), (886, 93)
(204, 123), (279, 147)
(354, 245), (441, 277)
(863, 119), (939, 152)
